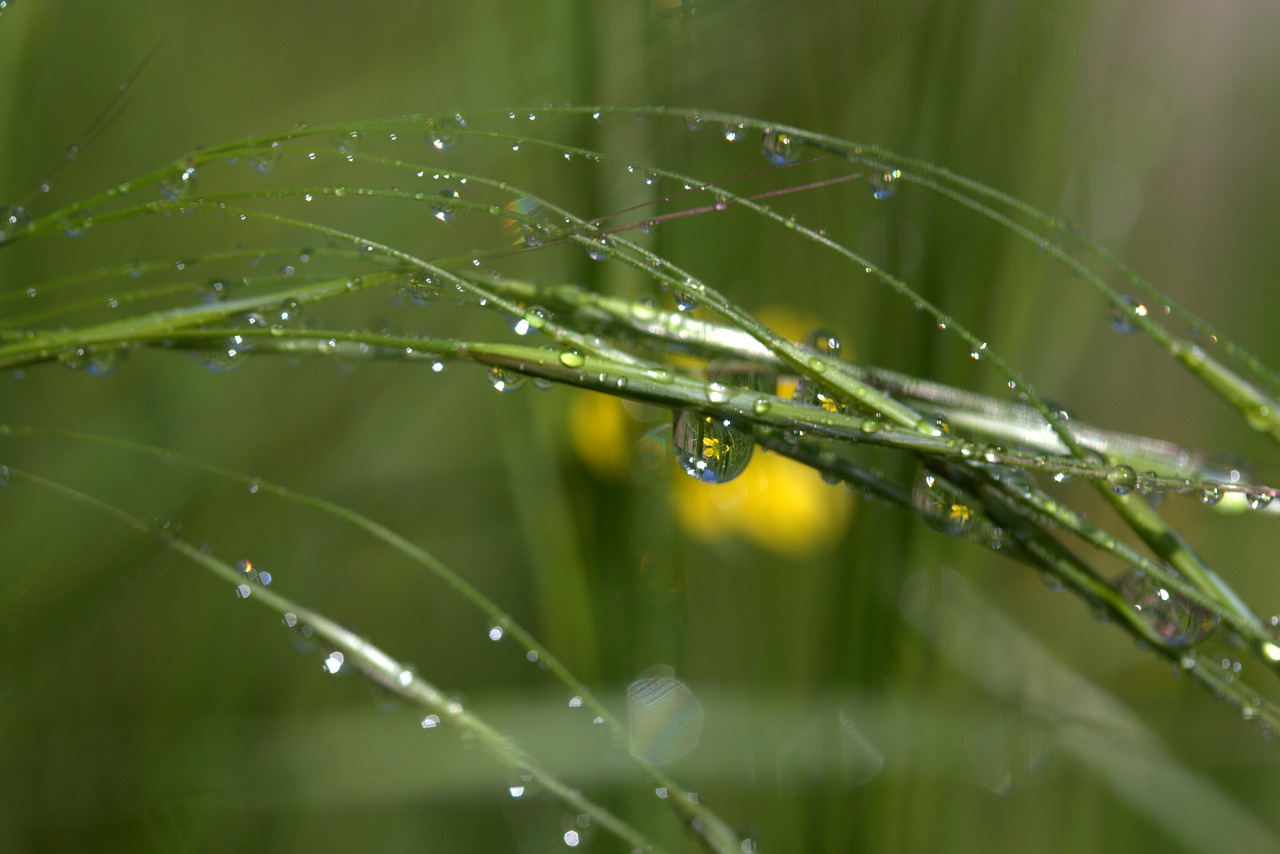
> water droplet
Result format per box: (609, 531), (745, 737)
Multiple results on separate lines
(672, 279), (702, 312)
(1106, 464), (1138, 495)
(432, 189), (459, 222)
(323, 651), (345, 674)
(705, 382), (733, 404)
(488, 625), (504, 641)
(559, 348), (586, 368)
(159, 166), (198, 201)
(421, 714), (441, 729)
(1110, 295), (1147, 333)
(397, 273), (440, 306)
(761, 128), (802, 165)
(330, 130), (363, 155)
(805, 328), (842, 357)
(722, 123), (742, 143)
(0, 205), (33, 241)
(970, 342), (988, 361)
(752, 398), (771, 415)
(869, 169), (901, 200)
(425, 115), (465, 151)
(1199, 486), (1223, 506)
(672, 410), (753, 483)
(793, 376), (843, 413)
(626, 665), (703, 764)
(192, 339), (246, 372)
(1114, 567), (1219, 646)
(62, 209), (92, 238)
(250, 142), (283, 174)
(925, 413), (952, 437)
(488, 367), (526, 393)
(912, 469), (978, 536)
(1248, 490), (1274, 511)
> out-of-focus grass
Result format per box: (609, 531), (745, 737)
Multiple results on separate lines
(2, 1), (1280, 851)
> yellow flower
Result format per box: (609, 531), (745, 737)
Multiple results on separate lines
(565, 306), (856, 558)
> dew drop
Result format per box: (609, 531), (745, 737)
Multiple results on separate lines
(672, 279), (702, 312)
(869, 169), (901, 200)
(397, 273), (440, 306)
(1106, 464), (1138, 495)
(62, 209), (92, 238)
(488, 367), (526, 393)
(672, 410), (753, 483)
(432, 188), (459, 222)
(426, 115), (465, 151)
(559, 348), (586, 368)
(1199, 486), (1223, 506)
(805, 328), (842, 357)
(1247, 490), (1274, 511)
(159, 166), (197, 201)
(705, 382), (733, 404)
(761, 128), (802, 165)
(1110, 295), (1147, 333)
(329, 130), (363, 155)
(249, 143), (282, 174)
(488, 625), (504, 641)
(1114, 568), (1219, 646)
(752, 398), (772, 415)
(421, 714), (441, 729)
(911, 469), (978, 536)
(322, 651), (345, 674)
(0, 204), (33, 241)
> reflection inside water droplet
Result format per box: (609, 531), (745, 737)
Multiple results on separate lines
(761, 128), (802, 165)
(911, 469), (978, 536)
(672, 410), (753, 483)
(1115, 567), (1219, 646)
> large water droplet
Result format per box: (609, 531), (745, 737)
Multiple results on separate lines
(672, 410), (753, 483)
(559, 348), (585, 368)
(912, 469), (978, 536)
(330, 130), (363, 155)
(249, 142), (282, 174)
(805, 328), (842, 357)
(426, 115), (465, 151)
(869, 169), (901, 200)
(1105, 464), (1138, 495)
(432, 189), (459, 222)
(1247, 489), (1274, 511)
(792, 376), (843, 413)
(1114, 567), (1219, 646)
(627, 665), (703, 764)
(1110, 295), (1147, 333)
(488, 367), (526, 393)
(159, 166), (198, 201)
(761, 128), (802, 165)
(397, 273), (440, 306)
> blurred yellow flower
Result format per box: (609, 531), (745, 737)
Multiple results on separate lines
(566, 306), (855, 558)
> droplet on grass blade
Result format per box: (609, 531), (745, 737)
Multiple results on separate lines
(911, 469), (978, 536)
(487, 367), (525, 393)
(869, 169), (900, 200)
(761, 128), (802, 165)
(1114, 567), (1219, 646)
(672, 410), (753, 483)
(1106, 464), (1138, 495)
(0, 205), (33, 241)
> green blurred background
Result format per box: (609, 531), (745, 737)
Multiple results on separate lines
(3, 1), (1280, 851)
